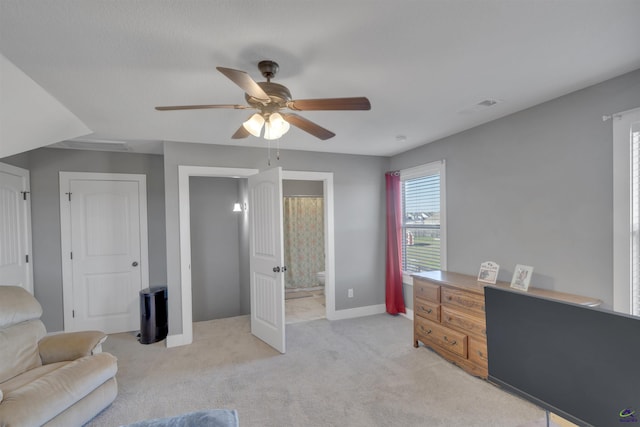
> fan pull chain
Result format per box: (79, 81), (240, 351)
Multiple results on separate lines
(267, 140), (272, 166)
(276, 139), (280, 160)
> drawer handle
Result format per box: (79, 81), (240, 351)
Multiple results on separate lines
(420, 326), (432, 335)
(443, 336), (457, 345)
(477, 350), (485, 357)
(421, 306), (432, 314)
(447, 296), (453, 301)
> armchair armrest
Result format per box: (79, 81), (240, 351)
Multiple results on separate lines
(38, 330), (107, 364)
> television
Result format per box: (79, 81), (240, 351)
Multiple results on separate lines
(485, 286), (640, 427)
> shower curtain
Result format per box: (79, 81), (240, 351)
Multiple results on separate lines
(283, 196), (324, 289)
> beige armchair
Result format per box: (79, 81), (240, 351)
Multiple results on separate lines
(0, 286), (118, 426)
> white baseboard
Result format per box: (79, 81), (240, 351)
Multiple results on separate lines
(327, 304), (386, 320)
(400, 308), (414, 320)
(166, 333), (192, 348)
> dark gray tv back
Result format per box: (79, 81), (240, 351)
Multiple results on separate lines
(485, 286), (640, 427)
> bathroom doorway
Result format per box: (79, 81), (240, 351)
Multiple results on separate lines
(283, 179), (326, 324)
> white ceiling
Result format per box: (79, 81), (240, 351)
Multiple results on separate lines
(1, 0), (639, 157)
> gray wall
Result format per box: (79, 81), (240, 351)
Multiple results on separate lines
(164, 142), (388, 335)
(391, 68), (640, 309)
(0, 148), (167, 331)
(189, 176), (243, 321)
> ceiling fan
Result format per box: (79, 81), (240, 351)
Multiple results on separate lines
(155, 60), (371, 140)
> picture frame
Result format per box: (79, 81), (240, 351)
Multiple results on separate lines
(477, 261), (500, 284)
(511, 264), (534, 291)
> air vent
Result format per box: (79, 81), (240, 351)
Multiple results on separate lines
(50, 139), (131, 152)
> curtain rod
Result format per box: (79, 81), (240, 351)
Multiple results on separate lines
(283, 195), (323, 198)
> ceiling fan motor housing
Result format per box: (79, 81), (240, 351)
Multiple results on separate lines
(258, 60), (279, 80)
(246, 82), (292, 112)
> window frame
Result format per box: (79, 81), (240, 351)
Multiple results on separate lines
(613, 107), (640, 315)
(400, 160), (447, 282)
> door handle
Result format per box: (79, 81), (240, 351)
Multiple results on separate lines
(273, 266), (280, 273)
(132, 261), (139, 267)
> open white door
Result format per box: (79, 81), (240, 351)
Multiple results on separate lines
(0, 163), (33, 293)
(249, 167), (286, 353)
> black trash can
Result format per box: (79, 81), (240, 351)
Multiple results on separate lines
(139, 286), (168, 344)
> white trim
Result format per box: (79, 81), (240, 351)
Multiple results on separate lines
(282, 171), (336, 321)
(165, 333), (192, 348)
(174, 167), (337, 347)
(329, 304), (386, 320)
(400, 308), (414, 321)
(613, 107), (640, 314)
(175, 166), (258, 348)
(0, 162), (33, 294)
(440, 160), (448, 271)
(59, 172), (149, 332)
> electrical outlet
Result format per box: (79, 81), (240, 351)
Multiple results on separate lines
(348, 288), (354, 298)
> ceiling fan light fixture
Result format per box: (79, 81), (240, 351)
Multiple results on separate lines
(242, 113), (265, 137)
(264, 113), (290, 140)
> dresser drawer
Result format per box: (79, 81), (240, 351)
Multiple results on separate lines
(415, 316), (468, 358)
(414, 298), (440, 322)
(441, 288), (485, 315)
(441, 306), (486, 339)
(468, 338), (488, 369)
(414, 279), (440, 303)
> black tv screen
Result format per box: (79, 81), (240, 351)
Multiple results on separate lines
(485, 286), (640, 427)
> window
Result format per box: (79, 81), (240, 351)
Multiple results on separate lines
(632, 122), (640, 315)
(613, 107), (640, 315)
(400, 161), (446, 273)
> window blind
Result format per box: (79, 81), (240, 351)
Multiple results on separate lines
(401, 163), (444, 273)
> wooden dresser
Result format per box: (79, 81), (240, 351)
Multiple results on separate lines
(412, 270), (601, 378)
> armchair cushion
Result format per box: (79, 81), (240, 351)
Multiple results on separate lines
(0, 286), (42, 329)
(0, 319), (46, 383)
(0, 353), (117, 426)
(39, 330), (107, 364)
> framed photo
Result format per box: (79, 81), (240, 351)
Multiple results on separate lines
(478, 261), (500, 284)
(511, 264), (534, 291)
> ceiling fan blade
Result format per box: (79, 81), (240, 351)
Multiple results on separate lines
(216, 67), (270, 102)
(287, 97), (371, 111)
(155, 104), (249, 111)
(282, 113), (336, 140)
(231, 125), (250, 139)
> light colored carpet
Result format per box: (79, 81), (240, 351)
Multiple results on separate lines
(285, 294), (325, 324)
(87, 314), (544, 427)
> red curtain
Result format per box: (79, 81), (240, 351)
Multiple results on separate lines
(385, 172), (405, 314)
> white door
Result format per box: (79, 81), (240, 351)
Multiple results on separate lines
(61, 173), (148, 333)
(0, 163), (33, 293)
(249, 167), (286, 353)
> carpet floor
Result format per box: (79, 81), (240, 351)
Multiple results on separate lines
(87, 314), (544, 427)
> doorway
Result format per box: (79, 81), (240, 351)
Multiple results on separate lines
(0, 162), (33, 293)
(189, 176), (246, 322)
(283, 179), (326, 324)
(175, 166), (335, 349)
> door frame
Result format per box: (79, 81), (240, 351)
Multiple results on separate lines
(173, 166), (336, 348)
(59, 172), (149, 332)
(0, 162), (34, 294)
